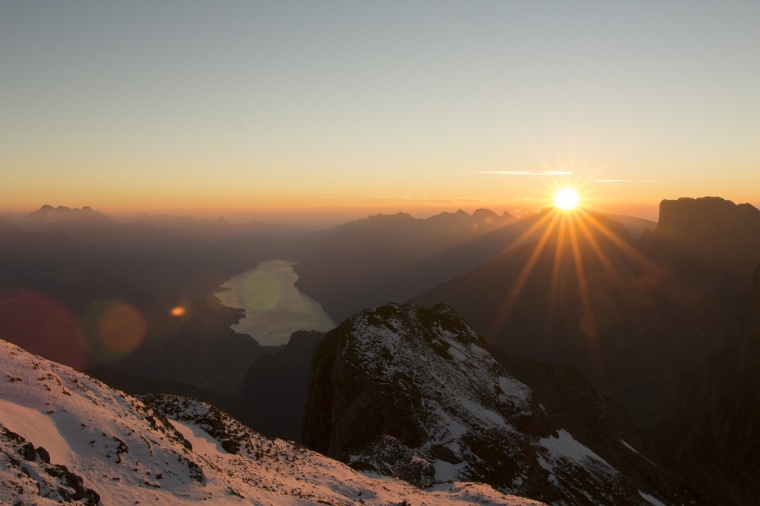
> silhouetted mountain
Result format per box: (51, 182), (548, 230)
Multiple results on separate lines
(641, 196), (760, 313)
(21, 204), (112, 226)
(412, 199), (760, 429)
(293, 209), (524, 321)
(293, 208), (660, 323)
(238, 330), (324, 441)
(653, 261), (760, 504)
(303, 302), (695, 504)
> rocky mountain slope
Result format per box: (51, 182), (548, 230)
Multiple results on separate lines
(653, 261), (760, 504)
(0, 337), (544, 505)
(239, 330), (325, 441)
(303, 302), (690, 505)
(412, 200), (760, 426)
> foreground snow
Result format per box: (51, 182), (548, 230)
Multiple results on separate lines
(0, 338), (543, 505)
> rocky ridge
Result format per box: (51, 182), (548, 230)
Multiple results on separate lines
(0, 337), (544, 505)
(303, 302), (687, 505)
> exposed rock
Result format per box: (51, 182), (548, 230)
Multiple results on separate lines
(1, 426), (101, 506)
(238, 330), (324, 441)
(656, 262), (760, 504)
(303, 302), (688, 504)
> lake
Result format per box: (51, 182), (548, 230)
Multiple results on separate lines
(215, 259), (336, 346)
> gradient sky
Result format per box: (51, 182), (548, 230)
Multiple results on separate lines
(2, 1), (759, 223)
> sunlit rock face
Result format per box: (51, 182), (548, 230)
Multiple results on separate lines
(302, 302), (692, 504)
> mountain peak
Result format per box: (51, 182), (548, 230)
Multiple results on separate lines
(21, 205), (111, 225)
(303, 302), (680, 504)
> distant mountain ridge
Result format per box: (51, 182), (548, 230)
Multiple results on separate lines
(293, 208), (659, 322)
(20, 204), (112, 226)
(293, 208), (516, 321)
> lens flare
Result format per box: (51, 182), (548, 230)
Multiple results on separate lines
(82, 299), (147, 363)
(98, 303), (146, 354)
(170, 306), (186, 316)
(242, 271), (282, 312)
(0, 290), (86, 369)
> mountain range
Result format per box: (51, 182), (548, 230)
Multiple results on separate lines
(2, 197), (759, 503)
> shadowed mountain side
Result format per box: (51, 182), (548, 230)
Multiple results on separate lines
(293, 209), (531, 322)
(652, 262), (760, 504)
(411, 207), (748, 426)
(639, 196), (760, 316)
(483, 345), (730, 503)
(238, 330), (324, 442)
(411, 211), (640, 363)
(292, 208), (660, 324)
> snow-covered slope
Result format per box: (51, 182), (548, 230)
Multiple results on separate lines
(0, 338), (544, 505)
(303, 303), (680, 505)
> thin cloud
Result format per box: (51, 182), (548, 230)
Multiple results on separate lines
(594, 179), (658, 183)
(479, 170), (573, 175)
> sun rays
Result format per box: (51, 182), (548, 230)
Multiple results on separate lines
(486, 204), (669, 382)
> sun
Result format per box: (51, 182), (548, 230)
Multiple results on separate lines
(554, 188), (581, 211)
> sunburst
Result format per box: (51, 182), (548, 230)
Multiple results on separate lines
(553, 188), (581, 211)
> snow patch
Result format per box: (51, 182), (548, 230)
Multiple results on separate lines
(434, 459), (467, 482)
(540, 429), (615, 471)
(169, 419), (228, 456)
(0, 397), (75, 467)
(621, 439), (657, 467)
(639, 489), (668, 506)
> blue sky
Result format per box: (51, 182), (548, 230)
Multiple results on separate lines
(2, 1), (758, 222)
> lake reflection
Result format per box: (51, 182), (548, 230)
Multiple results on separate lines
(215, 259), (336, 346)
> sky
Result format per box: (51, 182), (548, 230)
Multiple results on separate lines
(2, 1), (759, 223)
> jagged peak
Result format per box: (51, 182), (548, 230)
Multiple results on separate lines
(21, 205), (111, 224)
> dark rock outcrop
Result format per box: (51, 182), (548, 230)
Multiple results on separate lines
(303, 302), (691, 504)
(1, 426), (101, 505)
(238, 330), (324, 441)
(656, 262), (760, 504)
